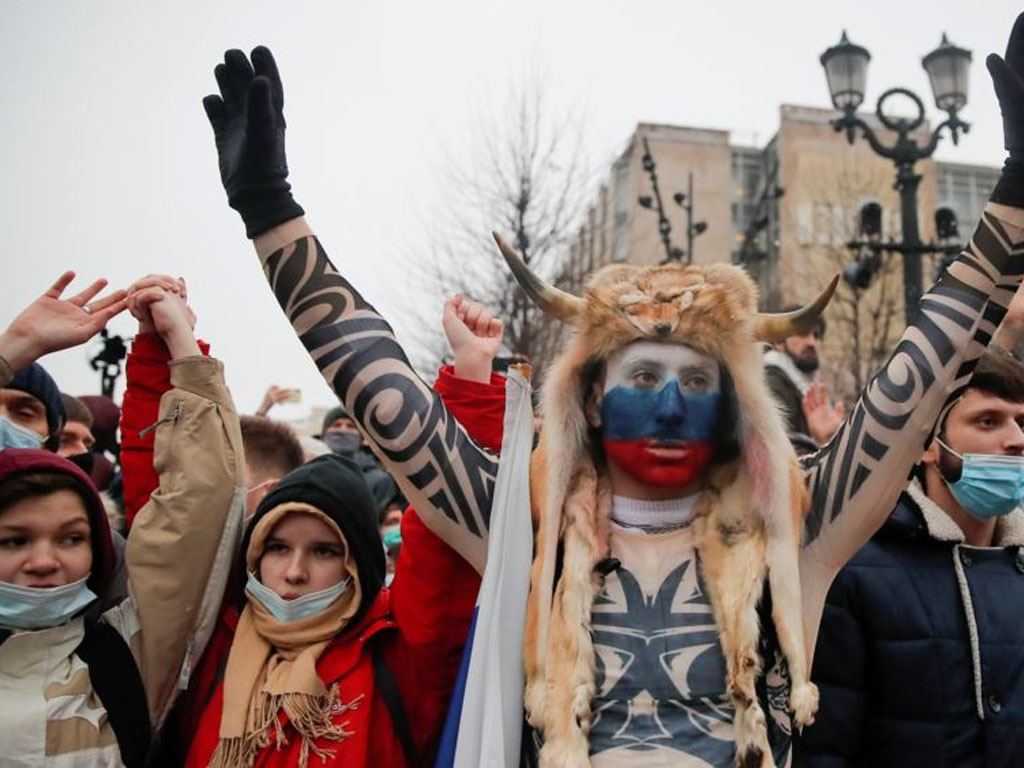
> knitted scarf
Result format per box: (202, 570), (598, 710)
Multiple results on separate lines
(209, 503), (363, 768)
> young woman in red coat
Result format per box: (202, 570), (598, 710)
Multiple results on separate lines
(180, 296), (506, 768)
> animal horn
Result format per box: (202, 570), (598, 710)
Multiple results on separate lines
(752, 274), (840, 343)
(492, 232), (585, 322)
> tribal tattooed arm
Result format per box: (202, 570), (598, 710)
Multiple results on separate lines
(253, 219), (498, 572)
(799, 203), (1024, 641)
(798, 16), (1024, 643)
(203, 48), (497, 572)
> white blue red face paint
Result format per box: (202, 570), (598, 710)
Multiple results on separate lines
(599, 342), (721, 490)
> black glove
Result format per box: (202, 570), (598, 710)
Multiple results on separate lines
(203, 47), (304, 238)
(989, 13), (1024, 207)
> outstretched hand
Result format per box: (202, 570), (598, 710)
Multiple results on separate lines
(443, 294), (503, 383)
(257, 384), (300, 416)
(0, 272), (127, 372)
(988, 12), (1024, 206)
(203, 46), (304, 237)
(803, 381), (845, 447)
(988, 12), (1024, 160)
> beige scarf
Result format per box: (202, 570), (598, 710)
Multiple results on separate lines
(209, 503), (364, 768)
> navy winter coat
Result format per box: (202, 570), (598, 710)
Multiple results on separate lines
(796, 482), (1024, 768)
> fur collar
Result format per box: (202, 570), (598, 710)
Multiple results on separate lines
(762, 348), (816, 397)
(906, 478), (1024, 547)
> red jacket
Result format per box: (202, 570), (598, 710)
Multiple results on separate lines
(120, 348), (506, 766)
(120, 332), (210, 529)
(186, 507), (479, 768)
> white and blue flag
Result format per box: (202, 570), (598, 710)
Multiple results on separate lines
(435, 369), (535, 768)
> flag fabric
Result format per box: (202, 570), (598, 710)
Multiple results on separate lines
(435, 369), (535, 768)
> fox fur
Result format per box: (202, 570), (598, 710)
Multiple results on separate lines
(523, 260), (818, 768)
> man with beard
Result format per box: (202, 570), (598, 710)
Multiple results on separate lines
(763, 310), (843, 446)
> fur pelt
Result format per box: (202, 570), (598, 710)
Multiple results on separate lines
(524, 260), (817, 767)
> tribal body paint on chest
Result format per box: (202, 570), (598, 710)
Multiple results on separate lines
(599, 341), (722, 489)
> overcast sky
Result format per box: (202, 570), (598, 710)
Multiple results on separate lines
(1, 0), (1019, 422)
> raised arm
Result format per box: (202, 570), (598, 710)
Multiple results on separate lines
(202, 48), (497, 572)
(800, 16), (1024, 640)
(121, 287), (245, 722)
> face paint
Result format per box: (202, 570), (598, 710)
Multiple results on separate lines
(601, 383), (720, 487)
(598, 342), (722, 490)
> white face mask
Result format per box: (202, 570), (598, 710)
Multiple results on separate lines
(0, 575), (97, 630)
(0, 415), (46, 451)
(245, 571), (351, 623)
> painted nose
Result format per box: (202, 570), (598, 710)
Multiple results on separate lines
(653, 382), (687, 429)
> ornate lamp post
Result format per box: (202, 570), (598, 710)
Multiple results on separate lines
(820, 30), (972, 323)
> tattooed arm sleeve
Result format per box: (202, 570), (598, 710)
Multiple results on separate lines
(799, 203), (1024, 637)
(253, 219), (498, 573)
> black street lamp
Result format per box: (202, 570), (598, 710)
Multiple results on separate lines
(820, 30), (972, 323)
(637, 137), (708, 264)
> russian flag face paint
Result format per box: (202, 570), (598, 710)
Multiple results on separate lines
(599, 342), (722, 490)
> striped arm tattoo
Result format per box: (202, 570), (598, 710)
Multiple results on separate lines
(261, 235), (498, 570)
(801, 206), (1024, 568)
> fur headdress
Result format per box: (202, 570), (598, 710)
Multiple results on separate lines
(493, 234), (836, 766)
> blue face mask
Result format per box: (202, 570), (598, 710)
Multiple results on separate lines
(0, 575), (97, 630)
(0, 415), (45, 451)
(245, 571), (351, 623)
(937, 438), (1024, 519)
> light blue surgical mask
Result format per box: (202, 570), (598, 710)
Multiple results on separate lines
(0, 415), (46, 451)
(937, 437), (1024, 519)
(245, 571), (351, 623)
(0, 575), (97, 630)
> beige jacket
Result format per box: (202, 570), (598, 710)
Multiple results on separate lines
(0, 355), (245, 767)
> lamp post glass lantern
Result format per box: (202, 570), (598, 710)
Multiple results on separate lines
(820, 30), (871, 110)
(820, 30), (971, 324)
(922, 33), (972, 113)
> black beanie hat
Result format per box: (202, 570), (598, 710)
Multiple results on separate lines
(7, 363), (65, 451)
(321, 404), (349, 435)
(242, 453), (386, 624)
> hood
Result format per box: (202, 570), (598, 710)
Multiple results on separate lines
(0, 448), (117, 595)
(241, 453), (385, 625)
(78, 395), (120, 456)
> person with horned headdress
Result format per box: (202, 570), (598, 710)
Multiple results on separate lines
(200, 17), (1024, 766)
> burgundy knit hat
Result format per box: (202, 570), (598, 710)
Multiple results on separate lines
(0, 448), (117, 595)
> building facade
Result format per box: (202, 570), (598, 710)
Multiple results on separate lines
(570, 107), (999, 399)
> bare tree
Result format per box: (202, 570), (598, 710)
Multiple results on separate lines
(796, 163), (904, 403)
(406, 73), (598, 379)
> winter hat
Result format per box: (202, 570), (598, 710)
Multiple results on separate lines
(241, 453), (385, 626)
(0, 448), (117, 595)
(320, 404), (350, 435)
(7, 363), (65, 451)
(78, 395), (121, 456)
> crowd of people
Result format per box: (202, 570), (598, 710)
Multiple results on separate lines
(1, 15), (1024, 768)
